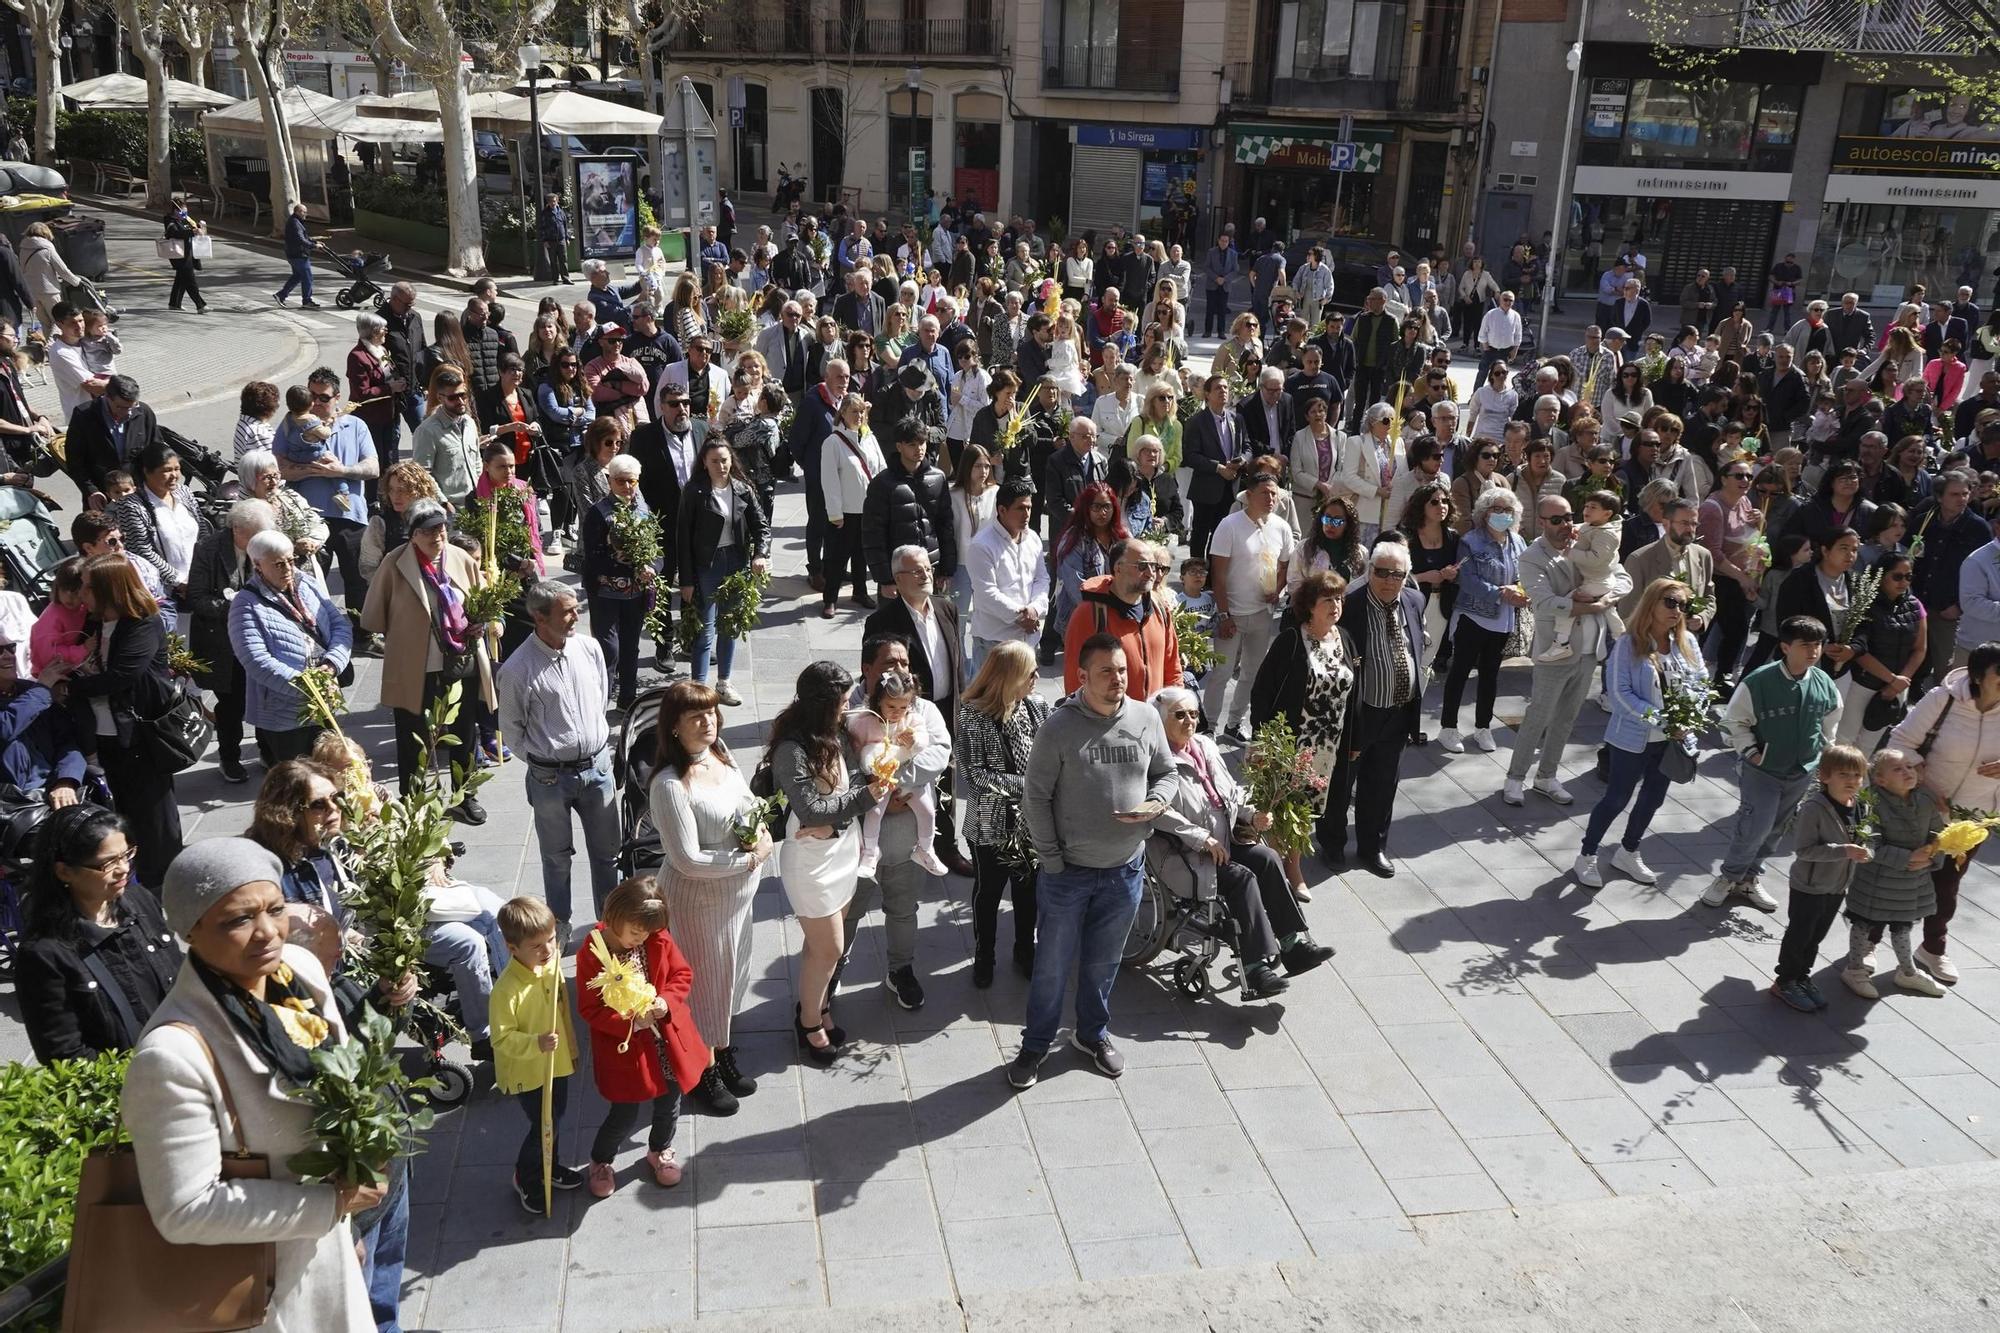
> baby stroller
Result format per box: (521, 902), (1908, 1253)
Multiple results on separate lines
(612, 684), (673, 879)
(401, 963), (476, 1106)
(60, 275), (117, 324)
(0, 485), (71, 610)
(320, 241), (393, 312)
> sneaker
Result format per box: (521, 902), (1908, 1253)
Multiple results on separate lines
(1840, 965), (1879, 1000)
(1800, 978), (1829, 1010)
(715, 680), (743, 706)
(1701, 875), (1739, 908)
(1535, 643), (1576, 664)
(1070, 1032), (1125, 1077)
(910, 844), (951, 877)
(1532, 776), (1574, 805)
(1609, 845), (1658, 885)
(300, 300), (323, 309)
(551, 1164), (586, 1190)
(219, 755), (248, 784)
(1438, 727), (1465, 754)
(645, 1148), (684, 1187)
(1914, 946), (1960, 984)
(1281, 938), (1335, 975)
(1896, 966), (1945, 997)
(1573, 851), (1604, 889)
(1771, 979), (1816, 1012)
(1502, 778), (1525, 806)
(1006, 1047), (1048, 1090)
(449, 797), (488, 826)
(1221, 724), (1252, 746)
(887, 965), (926, 1010)
(1243, 963), (1290, 998)
(586, 1161), (616, 1198)
(1738, 878), (1779, 913)
(1470, 727), (1497, 752)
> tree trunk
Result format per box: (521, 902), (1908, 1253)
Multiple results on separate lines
(32, 21), (58, 165)
(232, 12), (300, 233)
(177, 41), (209, 87)
(137, 50), (173, 211)
(435, 70), (487, 274)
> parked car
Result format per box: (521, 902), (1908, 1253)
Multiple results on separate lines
(1281, 234), (1429, 314)
(0, 161), (68, 199)
(474, 131), (511, 168)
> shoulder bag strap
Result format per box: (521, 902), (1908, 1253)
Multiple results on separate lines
(78, 946), (143, 1048)
(163, 1021), (250, 1155)
(1916, 696), (1954, 759)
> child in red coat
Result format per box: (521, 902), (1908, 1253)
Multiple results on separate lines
(575, 877), (710, 1197)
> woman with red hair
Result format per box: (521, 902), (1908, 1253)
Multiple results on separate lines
(1047, 479), (1129, 654)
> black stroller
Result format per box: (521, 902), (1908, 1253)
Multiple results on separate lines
(319, 241), (393, 312)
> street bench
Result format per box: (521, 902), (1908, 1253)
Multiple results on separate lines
(215, 186), (264, 228)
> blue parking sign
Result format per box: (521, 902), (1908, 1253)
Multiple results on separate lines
(1328, 142), (1359, 171)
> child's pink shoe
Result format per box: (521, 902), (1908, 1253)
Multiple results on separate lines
(646, 1148), (684, 1187)
(586, 1161), (616, 1198)
(911, 844), (951, 877)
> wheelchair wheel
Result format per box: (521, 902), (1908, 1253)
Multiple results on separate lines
(1123, 875), (1171, 967)
(1173, 957), (1212, 999)
(425, 1059), (475, 1107)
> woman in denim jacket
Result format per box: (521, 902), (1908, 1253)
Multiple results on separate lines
(1438, 489), (1528, 754)
(1575, 577), (1712, 889)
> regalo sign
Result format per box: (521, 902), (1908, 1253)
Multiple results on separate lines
(1830, 136), (2000, 176)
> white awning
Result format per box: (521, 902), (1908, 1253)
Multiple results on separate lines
(61, 72), (237, 110)
(201, 87), (442, 143)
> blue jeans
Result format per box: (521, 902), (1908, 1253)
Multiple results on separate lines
(1722, 761), (1812, 880)
(423, 904), (507, 1040)
(1581, 740), (1672, 856)
(277, 255), (314, 302)
(691, 545), (747, 682)
(359, 1155), (408, 1332)
(525, 746), (621, 927)
(1024, 853), (1144, 1054)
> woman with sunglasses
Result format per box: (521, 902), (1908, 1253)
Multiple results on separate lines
(1574, 578), (1712, 888)
(1600, 362), (1654, 429)
(1470, 361), (1518, 442)
(1211, 311), (1264, 379)
(1784, 460), (1877, 550)
(1840, 551), (1926, 749)
(1699, 461), (1764, 693)
(1400, 476), (1462, 678)
(1718, 301), (1755, 364)
(1450, 439), (1508, 535)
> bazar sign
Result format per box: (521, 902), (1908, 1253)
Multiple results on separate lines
(1831, 136), (2000, 176)
(1572, 165), (1794, 200)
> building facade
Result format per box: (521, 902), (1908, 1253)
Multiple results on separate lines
(1483, 0), (1997, 309)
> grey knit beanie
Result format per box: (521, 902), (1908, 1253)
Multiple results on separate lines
(161, 837), (288, 937)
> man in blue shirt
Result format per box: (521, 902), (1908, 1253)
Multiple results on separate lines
(276, 366), (380, 635)
(898, 315), (956, 400)
(274, 204), (319, 308)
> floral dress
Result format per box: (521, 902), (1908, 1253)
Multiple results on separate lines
(1299, 628), (1356, 815)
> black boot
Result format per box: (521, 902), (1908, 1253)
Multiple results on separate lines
(695, 1062), (740, 1115)
(715, 1044), (758, 1098)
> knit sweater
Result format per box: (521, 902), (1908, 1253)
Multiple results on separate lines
(1844, 786), (1945, 922)
(1788, 790), (1860, 897)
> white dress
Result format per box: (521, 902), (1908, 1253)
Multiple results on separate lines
(779, 805), (861, 919)
(652, 765), (764, 1047)
(1047, 337), (1086, 397)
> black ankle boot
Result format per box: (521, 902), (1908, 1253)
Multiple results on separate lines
(695, 1063), (740, 1115)
(715, 1044), (757, 1097)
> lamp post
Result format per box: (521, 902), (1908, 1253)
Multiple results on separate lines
(1538, 5), (1592, 354)
(521, 43), (547, 280)
(904, 65), (922, 225)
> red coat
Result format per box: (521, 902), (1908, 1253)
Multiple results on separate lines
(575, 925), (709, 1100)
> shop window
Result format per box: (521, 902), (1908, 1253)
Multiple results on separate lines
(1275, 0), (1406, 81)
(1580, 77), (1803, 172)
(1810, 203), (2000, 307)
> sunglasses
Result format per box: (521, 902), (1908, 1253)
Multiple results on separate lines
(1371, 567), (1407, 580)
(1662, 597), (1690, 611)
(1479, 451), (1500, 460)
(1545, 514), (1576, 526)
(303, 795), (339, 814)
(1321, 514), (1348, 526)
(1168, 708), (1200, 720)
(309, 391), (335, 403)
(1727, 473), (1753, 482)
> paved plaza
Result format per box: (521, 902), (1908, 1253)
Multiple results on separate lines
(3, 205), (1999, 1327)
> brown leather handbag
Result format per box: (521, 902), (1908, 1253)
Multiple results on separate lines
(63, 1023), (277, 1332)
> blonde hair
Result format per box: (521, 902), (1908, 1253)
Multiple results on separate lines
(1626, 578), (1703, 670)
(1818, 743), (1867, 779)
(498, 896), (558, 944)
(961, 641), (1038, 720)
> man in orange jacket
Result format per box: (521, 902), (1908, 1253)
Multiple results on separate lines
(1062, 537), (1183, 701)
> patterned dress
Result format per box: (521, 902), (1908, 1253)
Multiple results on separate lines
(1300, 627), (1356, 815)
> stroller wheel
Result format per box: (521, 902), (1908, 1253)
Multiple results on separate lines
(335, 287), (358, 310)
(424, 1060), (475, 1107)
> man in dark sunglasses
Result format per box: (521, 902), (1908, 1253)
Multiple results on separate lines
(1320, 541), (1428, 878)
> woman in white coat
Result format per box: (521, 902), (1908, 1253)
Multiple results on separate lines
(819, 391), (886, 618)
(1334, 401), (1399, 546)
(1288, 393), (1342, 515)
(121, 838), (381, 1333)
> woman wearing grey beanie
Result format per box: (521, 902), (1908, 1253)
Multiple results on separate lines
(119, 837), (381, 1331)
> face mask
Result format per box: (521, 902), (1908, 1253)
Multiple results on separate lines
(1487, 512), (1516, 533)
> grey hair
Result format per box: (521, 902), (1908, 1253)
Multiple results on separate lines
(1153, 685), (1199, 720)
(891, 544), (931, 574)
(227, 497), (278, 536)
(1535, 394), (1562, 413)
(1471, 487), (1520, 526)
(237, 448), (279, 488)
(1637, 478), (1680, 513)
(823, 357), (850, 380)
(356, 311), (387, 338)
(1368, 540), (1411, 572)
(1807, 299), (1828, 315)
(582, 259), (608, 277)
(1362, 402), (1396, 428)
(1259, 367), (1284, 388)
(245, 530), (293, 564)
(605, 454), (643, 481)
(524, 580), (579, 616)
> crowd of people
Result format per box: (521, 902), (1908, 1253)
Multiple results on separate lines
(6, 186), (2000, 1331)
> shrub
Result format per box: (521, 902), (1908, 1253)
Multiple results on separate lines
(352, 170), (448, 228)
(0, 1051), (131, 1319)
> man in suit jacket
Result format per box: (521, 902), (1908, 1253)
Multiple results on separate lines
(1617, 498), (1712, 629)
(1826, 293), (1875, 356)
(1923, 301), (1971, 360)
(833, 270), (887, 338)
(1612, 278), (1652, 347)
(625, 391), (706, 662)
(1234, 367), (1297, 460)
(1184, 375), (1245, 558)
(1322, 543), (1428, 878)
(1506, 494), (1633, 806)
(1042, 415), (1104, 544)
(754, 300), (813, 395)
(66, 375), (160, 499)
(863, 545), (974, 877)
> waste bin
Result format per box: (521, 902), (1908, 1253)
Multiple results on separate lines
(51, 214), (107, 281)
(0, 195), (71, 252)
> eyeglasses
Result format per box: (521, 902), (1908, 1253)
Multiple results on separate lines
(1168, 708), (1200, 720)
(1662, 597), (1690, 611)
(309, 391), (335, 403)
(1545, 514), (1576, 526)
(1479, 451), (1500, 460)
(1371, 567), (1408, 580)
(81, 848), (135, 874)
(897, 565), (933, 578)
(303, 795), (339, 814)
(1886, 571), (1912, 582)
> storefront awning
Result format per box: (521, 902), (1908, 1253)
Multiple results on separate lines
(1228, 121), (1394, 171)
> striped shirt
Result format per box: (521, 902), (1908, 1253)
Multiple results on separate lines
(1358, 589), (1417, 709)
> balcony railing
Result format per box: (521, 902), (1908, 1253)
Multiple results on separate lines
(1736, 0), (1980, 53)
(667, 15), (813, 55)
(1236, 61), (1465, 114)
(1042, 49), (1182, 96)
(820, 17), (1001, 57)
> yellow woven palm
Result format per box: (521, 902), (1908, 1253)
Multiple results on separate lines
(1937, 819), (1995, 869)
(586, 929), (658, 1053)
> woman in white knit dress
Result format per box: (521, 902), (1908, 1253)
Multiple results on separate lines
(650, 680), (775, 1115)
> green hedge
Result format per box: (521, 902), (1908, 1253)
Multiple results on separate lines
(352, 171), (449, 228)
(0, 1051), (131, 1325)
(1, 101), (203, 178)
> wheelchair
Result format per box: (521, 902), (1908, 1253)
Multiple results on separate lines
(401, 962), (476, 1108)
(1121, 840), (1246, 1000)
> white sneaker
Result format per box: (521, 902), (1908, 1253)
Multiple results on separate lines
(911, 845), (951, 877)
(1841, 965), (1879, 999)
(1914, 946), (1960, 984)
(1502, 778), (1525, 806)
(1610, 845), (1658, 885)
(1532, 776), (1574, 805)
(1470, 728), (1497, 752)
(1536, 643), (1576, 664)
(1738, 878), (1779, 913)
(1700, 875), (1738, 907)
(1573, 852), (1604, 889)
(1438, 727), (1465, 754)
(1896, 966), (1945, 997)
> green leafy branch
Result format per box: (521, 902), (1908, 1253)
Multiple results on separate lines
(286, 1006), (435, 1189)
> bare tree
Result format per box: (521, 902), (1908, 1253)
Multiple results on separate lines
(166, 0), (219, 85)
(228, 0), (307, 231)
(117, 0), (177, 209)
(0, 0), (62, 163)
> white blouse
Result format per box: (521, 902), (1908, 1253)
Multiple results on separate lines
(146, 487), (199, 584)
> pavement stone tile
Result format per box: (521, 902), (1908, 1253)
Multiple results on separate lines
(1387, 1170), (1510, 1216)
(1170, 1186), (1313, 1266)
(803, 1106), (926, 1181)
(1021, 1097), (1147, 1170)
(1468, 1132), (1614, 1206)
(692, 1148), (816, 1228)
(1450, 993), (1573, 1047)
(886, 1023), (1006, 1090)
(1787, 1143), (1907, 1178)
(908, 1078), (1033, 1150)
(1723, 1086), (1877, 1153)
(941, 1214), (1078, 1294)
(1380, 1020), (1505, 1081)
(1610, 1061), (1750, 1126)
(565, 1188), (696, 1276)
(1664, 1119), (1809, 1184)
(557, 1267), (696, 1332)
(1226, 1085), (1357, 1153)
(1117, 1062), (1239, 1130)
(1198, 1023), (1320, 1088)
(423, 1236), (567, 1330)
(1538, 1096), (1683, 1164)
(824, 1252), (958, 1310)
(1903, 1073), (2000, 1148)
(1069, 1233), (1200, 1281)
(1556, 1009), (1668, 1067)
(1351, 973), (1461, 1027)
(1311, 1049), (1434, 1115)
(1423, 1073), (1557, 1140)
(1491, 1041), (1625, 1103)
(1843, 1101), (1995, 1168)
(1591, 1156), (1716, 1196)
(1142, 1123), (1272, 1197)
(694, 1221), (824, 1313)
(926, 1144), (1054, 1223)
(814, 1177), (948, 1262)
(1045, 1161), (1181, 1242)
(1346, 1109), (1481, 1179)
(1298, 1216), (1422, 1258)
(1262, 1147), (1404, 1224)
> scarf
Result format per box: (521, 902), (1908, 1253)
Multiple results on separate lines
(1184, 739), (1225, 810)
(191, 952), (336, 1089)
(419, 548), (472, 653)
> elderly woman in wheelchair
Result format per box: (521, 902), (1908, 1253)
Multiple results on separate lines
(1126, 686), (1334, 1000)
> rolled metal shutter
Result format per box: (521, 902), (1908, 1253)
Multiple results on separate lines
(1068, 145), (1141, 236)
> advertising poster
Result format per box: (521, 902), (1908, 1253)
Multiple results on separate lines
(575, 156), (638, 259)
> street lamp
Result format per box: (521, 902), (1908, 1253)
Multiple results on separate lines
(1538, 18), (1591, 354)
(904, 66), (922, 224)
(520, 43), (547, 279)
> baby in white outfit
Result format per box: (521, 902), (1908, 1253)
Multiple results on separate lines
(846, 673), (949, 879)
(1539, 493), (1626, 662)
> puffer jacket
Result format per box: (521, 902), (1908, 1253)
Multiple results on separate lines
(227, 573), (354, 732)
(860, 455), (956, 585)
(1889, 667), (2000, 815)
(462, 320), (505, 391)
(1844, 786), (1945, 923)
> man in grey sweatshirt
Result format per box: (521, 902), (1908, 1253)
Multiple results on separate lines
(1011, 633), (1178, 1089)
